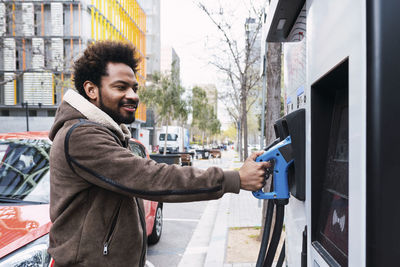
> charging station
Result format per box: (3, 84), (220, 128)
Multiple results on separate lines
(258, 0), (400, 266)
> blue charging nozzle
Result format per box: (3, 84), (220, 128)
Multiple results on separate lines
(252, 136), (294, 200)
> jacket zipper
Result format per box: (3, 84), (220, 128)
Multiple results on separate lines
(103, 200), (122, 256)
(135, 198), (147, 266)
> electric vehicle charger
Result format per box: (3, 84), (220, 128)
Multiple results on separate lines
(253, 136), (294, 267)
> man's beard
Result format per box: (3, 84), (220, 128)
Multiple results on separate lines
(99, 92), (137, 125)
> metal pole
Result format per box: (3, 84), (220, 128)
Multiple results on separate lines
(24, 102), (29, 132)
(260, 42), (268, 149)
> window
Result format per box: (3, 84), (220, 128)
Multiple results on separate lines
(43, 4), (51, 36)
(15, 45), (20, 70)
(5, 4), (11, 35)
(0, 44), (3, 70)
(159, 134), (178, 141)
(34, 5), (41, 35)
(63, 4), (80, 36)
(0, 74), (3, 105)
(25, 39), (33, 70)
(0, 139), (51, 203)
(44, 39), (52, 69)
(3, 3), (24, 35)
(128, 141), (146, 158)
(16, 75), (23, 104)
(15, 39), (31, 71)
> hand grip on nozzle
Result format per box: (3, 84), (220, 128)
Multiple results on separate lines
(252, 136), (293, 200)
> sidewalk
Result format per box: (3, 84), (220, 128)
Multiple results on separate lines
(206, 190), (263, 267)
(178, 150), (263, 267)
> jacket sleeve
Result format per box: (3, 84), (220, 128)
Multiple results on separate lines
(65, 123), (240, 202)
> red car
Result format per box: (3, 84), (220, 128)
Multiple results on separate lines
(0, 132), (162, 266)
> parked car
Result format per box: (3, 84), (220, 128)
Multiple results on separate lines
(195, 147), (211, 159)
(128, 139), (163, 245)
(188, 145), (198, 159)
(179, 153), (193, 166)
(210, 147), (222, 158)
(0, 132), (162, 266)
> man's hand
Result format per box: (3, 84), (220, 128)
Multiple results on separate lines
(238, 151), (271, 191)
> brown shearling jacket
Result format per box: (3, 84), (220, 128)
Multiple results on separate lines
(48, 90), (240, 266)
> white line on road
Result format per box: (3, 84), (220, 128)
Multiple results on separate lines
(183, 246), (209, 254)
(163, 218), (200, 222)
(178, 200), (220, 267)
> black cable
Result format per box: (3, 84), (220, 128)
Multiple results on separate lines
(263, 203), (285, 267)
(255, 196), (275, 267)
(255, 168), (275, 267)
(301, 226), (307, 267)
(276, 240), (285, 267)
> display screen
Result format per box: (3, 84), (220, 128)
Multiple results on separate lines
(315, 94), (348, 266)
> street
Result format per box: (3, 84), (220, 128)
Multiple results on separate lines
(147, 150), (239, 266)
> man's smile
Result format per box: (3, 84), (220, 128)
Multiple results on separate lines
(121, 103), (137, 113)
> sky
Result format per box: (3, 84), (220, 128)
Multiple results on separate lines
(160, 0), (221, 88)
(160, 0), (262, 129)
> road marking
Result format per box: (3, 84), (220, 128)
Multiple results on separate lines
(184, 246), (209, 254)
(178, 200), (220, 267)
(163, 218), (200, 222)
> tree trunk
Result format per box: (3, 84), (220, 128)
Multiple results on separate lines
(152, 127), (158, 153)
(163, 120), (169, 155)
(258, 42), (282, 242)
(180, 124), (185, 152)
(238, 119), (243, 162)
(242, 94), (249, 160)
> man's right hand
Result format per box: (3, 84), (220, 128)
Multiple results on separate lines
(238, 151), (271, 191)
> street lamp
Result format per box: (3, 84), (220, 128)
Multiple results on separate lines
(21, 102), (42, 132)
(21, 102), (29, 132)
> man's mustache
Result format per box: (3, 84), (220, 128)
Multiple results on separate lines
(119, 100), (138, 108)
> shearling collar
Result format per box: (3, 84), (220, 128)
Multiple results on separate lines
(63, 89), (132, 140)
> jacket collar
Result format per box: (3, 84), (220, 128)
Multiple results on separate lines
(63, 89), (131, 141)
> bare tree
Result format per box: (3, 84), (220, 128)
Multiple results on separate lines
(197, 1), (264, 161)
(258, 42), (282, 244)
(265, 43), (282, 145)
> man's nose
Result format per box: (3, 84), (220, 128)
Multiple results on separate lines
(126, 88), (139, 102)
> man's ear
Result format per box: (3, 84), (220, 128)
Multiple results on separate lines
(83, 81), (99, 102)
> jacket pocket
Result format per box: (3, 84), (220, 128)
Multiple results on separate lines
(103, 200), (122, 256)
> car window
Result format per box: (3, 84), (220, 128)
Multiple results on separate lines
(0, 139), (51, 203)
(129, 142), (146, 159)
(159, 134), (177, 141)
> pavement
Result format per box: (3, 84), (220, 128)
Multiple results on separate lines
(177, 151), (264, 267)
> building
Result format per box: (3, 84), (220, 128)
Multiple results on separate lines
(160, 44), (180, 78)
(0, 0), (147, 138)
(136, 0), (161, 151)
(137, 0), (160, 80)
(245, 17), (261, 65)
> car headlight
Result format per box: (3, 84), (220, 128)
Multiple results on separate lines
(0, 235), (50, 267)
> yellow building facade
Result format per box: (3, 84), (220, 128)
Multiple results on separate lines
(90, 0), (147, 122)
(0, 0), (147, 128)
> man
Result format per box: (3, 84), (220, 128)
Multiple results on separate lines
(48, 40), (269, 266)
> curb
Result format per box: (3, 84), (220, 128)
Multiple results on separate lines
(204, 195), (230, 266)
(178, 199), (220, 267)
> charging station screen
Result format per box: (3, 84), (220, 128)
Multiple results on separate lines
(316, 99), (348, 266)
